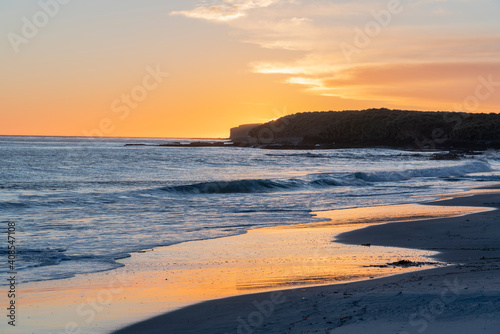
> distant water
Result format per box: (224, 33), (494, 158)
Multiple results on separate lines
(1, 136), (499, 284)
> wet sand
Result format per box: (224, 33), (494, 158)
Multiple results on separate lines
(112, 190), (500, 334)
(10, 200), (486, 334)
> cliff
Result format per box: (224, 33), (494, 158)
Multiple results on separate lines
(230, 124), (262, 142)
(243, 109), (500, 150)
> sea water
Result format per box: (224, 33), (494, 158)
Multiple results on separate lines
(1, 136), (499, 284)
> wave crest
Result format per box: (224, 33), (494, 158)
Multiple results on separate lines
(161, 161), (492, 194)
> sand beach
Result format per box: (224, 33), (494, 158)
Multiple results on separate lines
(112, 189), (500, 334)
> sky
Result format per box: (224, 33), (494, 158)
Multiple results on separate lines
(1, 0), (499, 138)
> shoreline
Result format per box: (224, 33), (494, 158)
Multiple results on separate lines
(7, 192), (492, 288)
(8, 187), (499, 334)
(10, 193), (488, 334)
(14, 204), (463, 334)
(112, 188), (500, 334)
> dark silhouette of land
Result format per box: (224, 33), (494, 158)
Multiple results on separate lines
(124, 109), (500, 151)
(232, 109), (500, 150)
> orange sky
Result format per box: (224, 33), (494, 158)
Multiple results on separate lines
(1, 0), (499, 138)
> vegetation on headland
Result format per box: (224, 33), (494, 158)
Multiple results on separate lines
(233, 109), (500, 150)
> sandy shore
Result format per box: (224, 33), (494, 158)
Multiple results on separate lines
(14, 203), (471, 334)
(112, 190), (500, 334)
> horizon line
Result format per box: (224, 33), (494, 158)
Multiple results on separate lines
(0, 134), (229, 140)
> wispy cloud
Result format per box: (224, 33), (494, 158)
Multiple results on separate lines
(172, 0), (500, 111)
(252, 54), (344, 75)
(170, 0), (279, 22)
(283, 61), (500, 107)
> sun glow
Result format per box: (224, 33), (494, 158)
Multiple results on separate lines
(1, 1), (499, 138)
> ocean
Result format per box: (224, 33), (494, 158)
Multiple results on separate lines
(1, 136), (499, 285)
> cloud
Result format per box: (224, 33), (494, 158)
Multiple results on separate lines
(170, 0), (279, 22)
(172, 0), (500, 111)
(251, 54), (345, 75)
(283, 61), (500, 108)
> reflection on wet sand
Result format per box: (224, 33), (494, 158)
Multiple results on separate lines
(16, 203), (487, 334)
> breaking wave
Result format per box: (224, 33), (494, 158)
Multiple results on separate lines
(162, 161), (492, 194)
